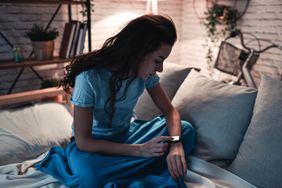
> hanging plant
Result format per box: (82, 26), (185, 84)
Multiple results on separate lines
(203, 3), (238, 74)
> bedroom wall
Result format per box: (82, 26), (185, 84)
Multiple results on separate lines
(0, 0), (183, 95)
(0, 0), (281, 94)
(180, 0), (282, 85)
(0, 3), (71, 94)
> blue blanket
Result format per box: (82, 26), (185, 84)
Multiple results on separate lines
(35, 116), (195, 188)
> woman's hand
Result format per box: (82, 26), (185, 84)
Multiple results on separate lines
(166, 142), (187, 179)
(138, 136), (172, 157)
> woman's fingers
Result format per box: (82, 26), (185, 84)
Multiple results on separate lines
(175, 155), (184, 176)
(166, 143), (188, 179)
(154, 136), (173, 143)
(152, 146), (167, 152)
(151, 142), (168, 156)
(167, 155), (184, 179)
(154, 144), (168, 153)
(149, 136), (170, 156)
(145, 137), (188, 177)
(181, 156), (187, 175)
(141, 138), (169, 157)
(167, 158), (177, 179)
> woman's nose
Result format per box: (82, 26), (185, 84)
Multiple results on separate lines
(156, 64), (163, 72)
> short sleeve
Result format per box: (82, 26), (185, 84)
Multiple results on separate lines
(71, 71), (95, 107)
(145, 74), (160, 88)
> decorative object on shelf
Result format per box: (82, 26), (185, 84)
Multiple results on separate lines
(13, 47), (23, 63)
(25, 24), (59, 61)
(199, 0), (250, 75)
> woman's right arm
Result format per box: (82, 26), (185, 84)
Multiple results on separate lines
(73, 106), (171, 157)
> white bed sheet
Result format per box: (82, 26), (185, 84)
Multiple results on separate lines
(0, 152), (68, 188)
(0, 154), (257, 188)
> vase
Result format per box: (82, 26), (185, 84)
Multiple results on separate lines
(32, 40), (54, 60)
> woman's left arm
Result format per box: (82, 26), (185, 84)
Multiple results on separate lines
(147, 83), (187, 179)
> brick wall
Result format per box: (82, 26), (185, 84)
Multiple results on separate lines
(0, 0), (183, 94)
(0, 0), (281, 94)
(181, 0), (282, 85)
(0, 3), (70, 94)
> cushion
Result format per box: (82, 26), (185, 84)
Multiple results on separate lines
(228, 75), (282, 188)
(0, 102), (73, 165)
(134, 62), (192, 120)
(172, 70), (257, 167)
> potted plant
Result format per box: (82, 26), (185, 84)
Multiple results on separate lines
(25, 24), (59, 60)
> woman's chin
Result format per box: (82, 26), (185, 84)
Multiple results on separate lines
(138, 74), (148, 80)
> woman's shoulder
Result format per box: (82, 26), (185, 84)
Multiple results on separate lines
(80, 68), (111, 79)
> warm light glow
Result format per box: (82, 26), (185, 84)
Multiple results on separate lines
(92, 12), (142, 50)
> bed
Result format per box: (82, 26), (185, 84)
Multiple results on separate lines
(0, 66), (261, 187)
(0, 100), (254, 187)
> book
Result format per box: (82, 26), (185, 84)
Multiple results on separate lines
(75, 22), (88, 56)
(69, 21), (81, 58)
(59, 22), (76, 59)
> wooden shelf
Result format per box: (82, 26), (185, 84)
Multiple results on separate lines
(0, 87), (65, 106)
(0, 57), (71, 69)
(0, 0), (86, 5)
(0, 0), (91, 95)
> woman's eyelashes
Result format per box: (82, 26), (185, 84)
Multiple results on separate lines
(154, 60), (163, 64)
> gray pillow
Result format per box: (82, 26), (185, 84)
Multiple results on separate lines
(172, 70), (257, 168)
(228, 75), (282, 188)
(134, 62), (191, 120)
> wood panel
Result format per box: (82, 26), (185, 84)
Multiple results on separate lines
(0, 57), (70, 69)
(0, 0), (85, 5)
(0, 87), (66, 106)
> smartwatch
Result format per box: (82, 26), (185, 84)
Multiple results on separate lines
(170, 136), (182, 143)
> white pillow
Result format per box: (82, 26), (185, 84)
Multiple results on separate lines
(134, 62), (192, 120)
(228, 75), (282, 188)
(172, 70), (257, 167)
(0, 102), (73, 165)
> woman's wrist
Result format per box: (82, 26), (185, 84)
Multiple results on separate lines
(169, 142), (182, 151)
(132, 144), (142, 157)
(169, 136), (182, 143)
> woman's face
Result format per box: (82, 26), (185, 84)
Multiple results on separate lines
(138, 43), (172, 80)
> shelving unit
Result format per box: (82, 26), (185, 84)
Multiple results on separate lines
(0, 57), (71, 69)
(0, 0), (92, 95)
(0, 87), (66, 107)
(0, 0), (85, 5)
(0, 0), (92, 51)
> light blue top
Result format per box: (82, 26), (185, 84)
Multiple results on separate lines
(71, 68), (159, 138)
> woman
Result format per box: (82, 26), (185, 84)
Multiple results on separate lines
(35, 14), (195, 188)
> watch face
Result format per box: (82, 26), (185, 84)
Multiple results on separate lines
(171, 136), (180, 142)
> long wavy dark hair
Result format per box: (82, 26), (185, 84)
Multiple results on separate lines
(60, 14), (177, 126)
